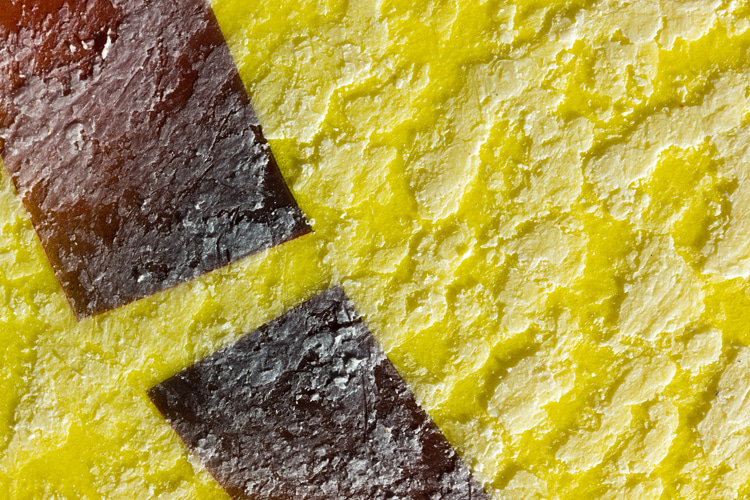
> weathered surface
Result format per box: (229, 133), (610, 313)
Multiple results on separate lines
(5, 0), (750, 498)
(0, 0), (309, 318)
(149, 287), (487, 500)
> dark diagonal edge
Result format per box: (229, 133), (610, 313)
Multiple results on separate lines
(0, 0), (310, 319)
(148, 286), (489, 500)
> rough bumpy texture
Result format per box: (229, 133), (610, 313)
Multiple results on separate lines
(0, 0), (309, 318)
(149, 287), (488, 500)
(5, 0), (750, 499)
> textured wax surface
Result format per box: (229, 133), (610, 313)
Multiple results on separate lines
(5, 0), (750, 499)
(149, 287), (488, 500)
(0, 0), (309, 318)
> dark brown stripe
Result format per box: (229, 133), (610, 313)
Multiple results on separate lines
(148, 287), (489, 500)
(0, 0), (309, 319)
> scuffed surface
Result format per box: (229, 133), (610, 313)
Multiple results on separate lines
(0, 0), (309, 318)
(211, 1), (750, 497)
(4, 0), (750, 498)
(149, 287), (487, 500)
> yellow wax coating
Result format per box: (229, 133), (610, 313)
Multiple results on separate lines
(3, 0), (750, 498)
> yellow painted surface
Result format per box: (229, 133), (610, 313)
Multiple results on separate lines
(4, 0), (750, 498)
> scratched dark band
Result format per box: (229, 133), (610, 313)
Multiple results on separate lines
(0, 0), (309, 319)
(149, 287), (489, 500)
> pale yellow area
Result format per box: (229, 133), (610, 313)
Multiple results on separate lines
(4, 0), (750, 498)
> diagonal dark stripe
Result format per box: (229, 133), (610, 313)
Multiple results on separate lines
(0, 0), (309, 319)
(148, 287), (489, 500)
